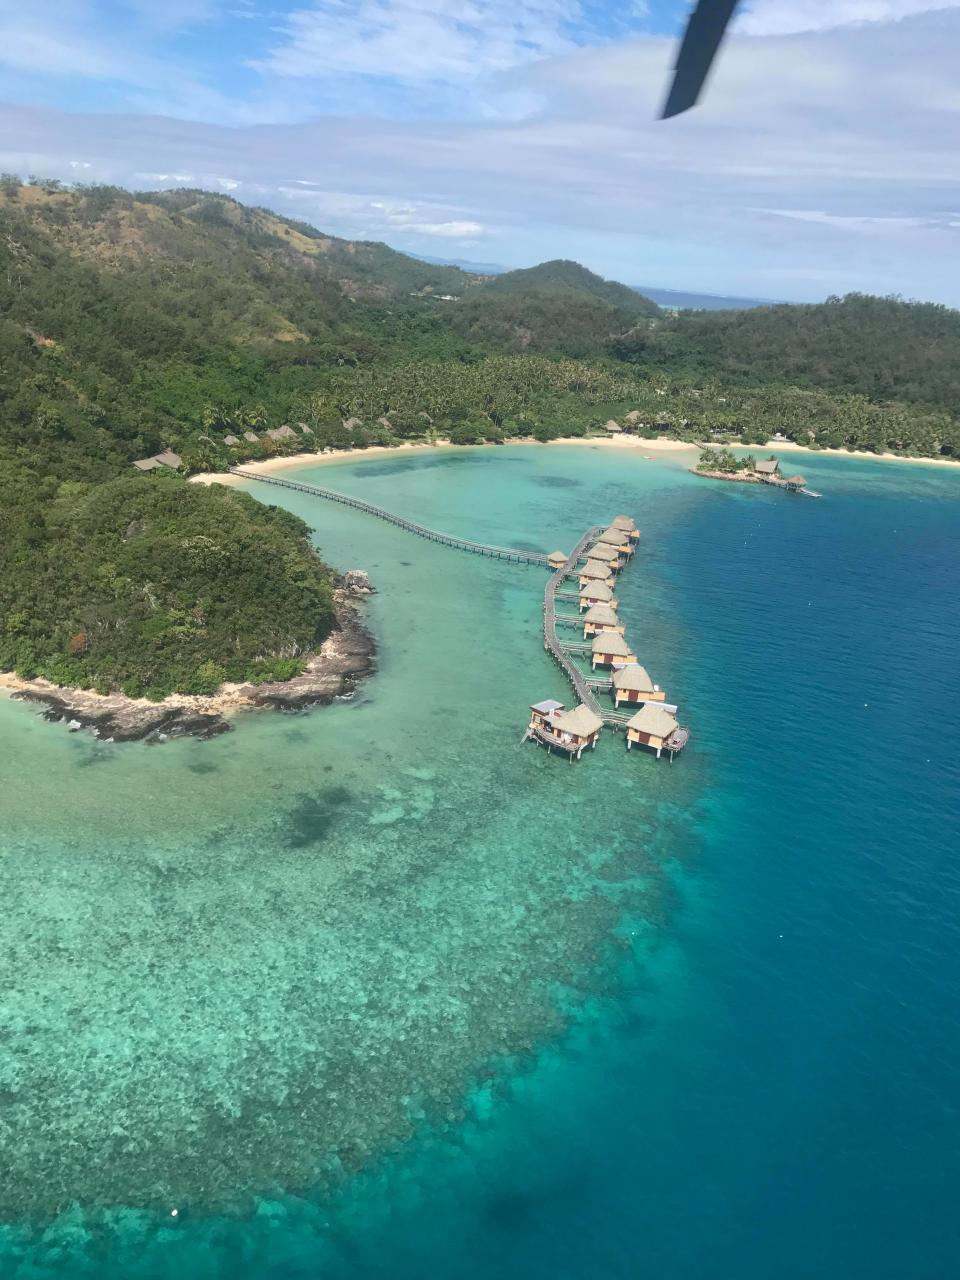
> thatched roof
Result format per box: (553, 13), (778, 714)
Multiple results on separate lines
(132, 457), (164, 471)
(611, 515), (636, 530)
(591, 546), (621, 566)
(755, 458), (780, 474)
(548, 551), (568, 566)
(613, 664), (656, 692)
(625, 409), (641, 423)
(591, 631), (633, 656)
(243, 431), (259, 443)
(604, 419), (623, 433)
(599, 527), (630, 545)
(552, 704), (603, 737)
(343, 417), (363, 430)
(579, 581), (614, 602)
(628, 705), (678, 738)
(584, 604), (619, 626)
(155, 449), (182, 468)
(531, 698), (564, 715)
(299, 423), (313, 434)
(223, 434), (240, 445)
(787, 474), (806, 485)
(579, 561), (612, 581)
(267, 425), (298, 441)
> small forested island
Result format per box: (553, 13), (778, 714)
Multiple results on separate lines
(1, 177), (959, 736)
(693, 448), (809, 493)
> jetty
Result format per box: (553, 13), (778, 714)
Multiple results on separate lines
(228, 470), (552, 565)
(225, 469), (688, 761)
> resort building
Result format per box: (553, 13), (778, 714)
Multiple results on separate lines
(755, 458), (780, 479)
(243, 431), (259, 443)
(579, 581), (618, 611)
(548, 551), (569, 571)
(590, 545), (623, 571)
(591, 632), (637, 669)
(611, 664), (666, 707)
(526, 700), (603, 759)
(582, 604), (623, 639)
(578, 560), (614, 589)
(784, 474), (806, 491)
(611, 515), (640, 542)
(596, 527), (633, 556)
(266, 425), (298, 442)
(131, 449), (182, 472)
(626, 705), (685, 758)
(223, 434), (240, 446)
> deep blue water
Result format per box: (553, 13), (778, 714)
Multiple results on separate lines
(305, 454), (960, 1280)
(5, 451), (960, 1278)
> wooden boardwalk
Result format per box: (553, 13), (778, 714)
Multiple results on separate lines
(229, 469), (552, 566)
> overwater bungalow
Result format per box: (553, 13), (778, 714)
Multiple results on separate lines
(579, 581), (619, 611)
(582, 603), (623, 639)
(591, 632), (637, 669)
(611, 515), (640, 542)
(578, 560), (614, 589)
(526, 700), (603, 759)
(548, 551), (569, 571)
(626, 704), (688, 759)
(611, 664), (666, 707)
(596, 527), (633, 556)
(590, 545), (623, 571)
(784, 474), (806, 491)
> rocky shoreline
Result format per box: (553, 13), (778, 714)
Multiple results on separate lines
(1, 574), (376, 743)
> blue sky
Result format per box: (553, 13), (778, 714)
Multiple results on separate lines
(1, 1), (960, 302)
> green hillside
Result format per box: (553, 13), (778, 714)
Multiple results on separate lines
(2, 178), (959, 700)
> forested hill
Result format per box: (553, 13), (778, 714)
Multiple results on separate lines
(2, 178), (960, 701)
(652, 294), (960, 417)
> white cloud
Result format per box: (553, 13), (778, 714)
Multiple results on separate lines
(740, 0), (960, 36)
(2, 11), (960, 301)
(251, 0), (584, 83)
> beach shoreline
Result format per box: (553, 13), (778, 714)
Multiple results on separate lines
(0, 588), (375, 742)
(189, 433), (958, 487)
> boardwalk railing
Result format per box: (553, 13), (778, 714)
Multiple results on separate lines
(229, 469), (551, 566)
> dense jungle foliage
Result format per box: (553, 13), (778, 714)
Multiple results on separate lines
(0, 466), (335, 699)
(1, 178), (958, 695)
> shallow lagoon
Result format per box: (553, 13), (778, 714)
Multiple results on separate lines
(2, 445), (959, 1278)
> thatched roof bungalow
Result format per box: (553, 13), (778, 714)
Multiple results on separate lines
(548, 550), (569, 570)
(266, 425), (298, 442)
(132, 449), (182, 472)
(626, 704), (681, 758)
(578, 560), (614, 588)
(582, 603), (623, 638)
(611, 664), (665, 706)
(243, 431), (259, 443)
(755, 458), (780, 477)
(223, 434), (240, 446)
(527, 700), (602, 758)
(590, 545), (623, 570)
(579, 581), (618, 611)
(591, 631), (636, 669)
(611, 515), (640, 542)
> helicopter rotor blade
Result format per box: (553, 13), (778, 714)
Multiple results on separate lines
(661, 0), (740, 119)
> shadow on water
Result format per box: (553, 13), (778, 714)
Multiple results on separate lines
(186, 759), (220, 775)
(284, 786), (355, 848)
(531, 475), (583, 489)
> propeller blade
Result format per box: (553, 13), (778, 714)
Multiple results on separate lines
(661, 0), (740, 119)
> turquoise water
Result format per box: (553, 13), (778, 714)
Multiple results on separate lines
(2, 445), (959, 1277)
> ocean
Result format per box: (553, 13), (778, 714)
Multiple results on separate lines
(1, 444), (958, 1278)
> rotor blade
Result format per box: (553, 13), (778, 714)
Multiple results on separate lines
(660, 0), (740, 119)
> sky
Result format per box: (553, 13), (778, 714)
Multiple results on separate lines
(1, 1), (959, 303)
